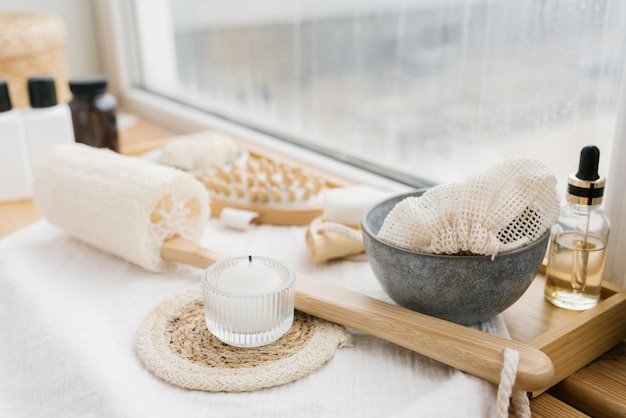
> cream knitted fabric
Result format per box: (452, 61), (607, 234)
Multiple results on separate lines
(377, 157), (559, 256)
(32, 143), (210, 272)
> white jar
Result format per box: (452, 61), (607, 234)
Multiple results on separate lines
(0, 80), (32, 202)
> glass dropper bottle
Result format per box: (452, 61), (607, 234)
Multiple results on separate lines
(544, 145), (610, 310)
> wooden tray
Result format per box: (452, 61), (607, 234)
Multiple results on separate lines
(502, 272), (626, 396)
(134, 131), (626, 394)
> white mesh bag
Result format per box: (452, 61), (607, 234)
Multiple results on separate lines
(377, 157), (560, 256)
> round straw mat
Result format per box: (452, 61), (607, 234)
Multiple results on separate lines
(135, 284), (352, 392)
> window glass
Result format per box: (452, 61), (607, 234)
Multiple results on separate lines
(128, 0), (626, 187)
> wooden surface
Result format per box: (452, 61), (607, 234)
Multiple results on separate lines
(0, 199), (40, 238)
(117, 112), (176, 155)
(1, 111), (625, 416)
(548, 341), (626, 418)
(528, 394), (590, 417)
(503, 275), (626, 396)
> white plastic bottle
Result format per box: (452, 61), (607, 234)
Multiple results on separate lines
(22, 76), (75, 170)
(0, 79), (32, 201)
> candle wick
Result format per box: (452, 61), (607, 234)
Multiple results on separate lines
(249, 255), (252, 263)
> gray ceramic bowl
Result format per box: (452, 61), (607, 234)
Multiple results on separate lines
(362, 190), (549, 325)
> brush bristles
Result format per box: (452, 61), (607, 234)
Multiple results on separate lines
(201, 156), (326, 205)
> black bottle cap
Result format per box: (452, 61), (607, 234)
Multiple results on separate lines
(69, 76), (108, 96)
(0, 79), (12, 112)
(567, 145), (605, 205)
(28, 76), (58, 108)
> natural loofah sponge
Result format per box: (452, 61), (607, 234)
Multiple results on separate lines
(159, 132), (239, 172)
(33, 143), (210, 272)
(377, 157), (560, 256)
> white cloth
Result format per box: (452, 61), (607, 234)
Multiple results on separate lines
(0, 219), (506, 418)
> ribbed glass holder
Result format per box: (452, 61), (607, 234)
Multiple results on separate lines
(202, 256), (295, 347)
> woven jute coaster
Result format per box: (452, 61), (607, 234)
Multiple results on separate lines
(135, 284), (352, 392)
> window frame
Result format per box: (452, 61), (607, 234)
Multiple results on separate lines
(94, 0), (414, 193)
(94, 0), (626, 287)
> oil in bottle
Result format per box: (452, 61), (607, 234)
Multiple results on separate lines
(544, 146), (610, 310)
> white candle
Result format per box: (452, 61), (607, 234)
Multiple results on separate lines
(203, 255), (295, 347)
(323, 185), (389, 226)
(217, 256), (282, 296)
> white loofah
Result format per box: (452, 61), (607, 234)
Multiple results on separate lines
(159, 132), (239, 172)
(377, 157), (560, 256)
(33, 143), (210, 272)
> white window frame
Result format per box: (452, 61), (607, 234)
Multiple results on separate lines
(95, 0), (626, 288)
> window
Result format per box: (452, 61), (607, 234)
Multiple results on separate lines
(97, 0), (626, 286)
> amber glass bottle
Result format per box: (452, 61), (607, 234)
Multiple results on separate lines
(68, 76), (119, 152)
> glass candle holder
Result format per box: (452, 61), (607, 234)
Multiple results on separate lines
(202, 255), (296, 347)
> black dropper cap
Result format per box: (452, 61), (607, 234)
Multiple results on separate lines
(0, 79), (12, 112)
(28, 76), (58, 108)
(567, 145), (606, 206)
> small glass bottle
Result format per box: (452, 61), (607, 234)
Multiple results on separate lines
(69, 76), (119, 152)
(544, 145), (610, 310)
(0, 79), (32, 201)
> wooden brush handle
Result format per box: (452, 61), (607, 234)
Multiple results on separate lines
(161, 236), (553, 391)
(160, 236), (224, 268)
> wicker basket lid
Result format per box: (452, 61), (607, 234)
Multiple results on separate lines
(0, 13), (67, 59)
(0, 12), (70, 107)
